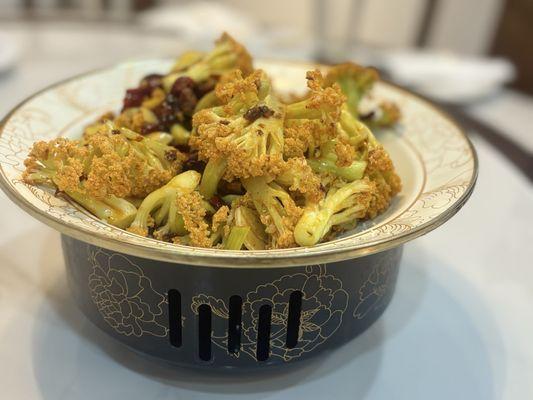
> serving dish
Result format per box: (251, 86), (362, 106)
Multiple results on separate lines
(0, 59), (477, 369)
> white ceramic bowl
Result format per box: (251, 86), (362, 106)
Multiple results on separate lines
(0, 59), (478, 267)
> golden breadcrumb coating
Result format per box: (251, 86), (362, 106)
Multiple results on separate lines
(334, 139), (356, 167)
(283, 124), (310, 158)
(364, 146), (402, 218)
(225, 154), (285, 181)
(277, 157), (324, 203)
(175, 191), (212, 248)
(283, 121), (325, 158)
(127, 225), (148, 237)
(306, 70), (345, 123)
(212, 205), (229, 232)
(85, 153), (132, 198)
(215, 69), (260, 105)
(367, 146), (393, 173)
(53, 162), (84, 192)
(354, 176), (376, 214)
(127, 215), (154, 237)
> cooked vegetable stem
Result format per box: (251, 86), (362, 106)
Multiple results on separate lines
(224, 226), (250, 250)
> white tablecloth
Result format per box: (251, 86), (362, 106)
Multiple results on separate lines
(1, 23), (532, 400)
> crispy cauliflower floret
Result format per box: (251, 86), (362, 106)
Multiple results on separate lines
(324, 62), (378, 117)
(361, 101), (402, 129)
(363, 146), (402, 218)
(191, 70), (286, 199)
(164, 32), (253, 91)
(334, 139), (357, 167)
(24, 122), (185, 200)
(127, 170), (200, 238)
(23, 138), (87, 192)
(283, 70), (345, 159)
(22, 135), (141, 228)
(275, 157), (324, 203)
(294, 178), (375, 246)
(176, 191), (212, 248)
(22, 35), (403, 251)
(242, 176), (303, 249)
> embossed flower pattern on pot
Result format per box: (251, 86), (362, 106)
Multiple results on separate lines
(353, 251), (399, 319)
(88, 248), (168, 337)
(191, 265), (349, 361)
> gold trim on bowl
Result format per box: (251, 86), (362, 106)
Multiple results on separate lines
(0, 59), (478, 268)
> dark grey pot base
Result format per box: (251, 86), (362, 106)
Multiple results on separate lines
(62, 235), (401, 369)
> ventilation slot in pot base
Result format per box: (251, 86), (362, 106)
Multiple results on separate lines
(198, 304), (212, 361)
(227, 295), (242, 354)
(170, 290), (304, 363)
(256, 304), (272, 361)
(168, 289), (182, 347)
(286, 290), (303, 348)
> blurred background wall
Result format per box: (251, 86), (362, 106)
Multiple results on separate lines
(0, 0), (531, 94)
(0, 0), (505, 52)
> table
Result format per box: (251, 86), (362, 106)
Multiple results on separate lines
(1, 22), (532, 400)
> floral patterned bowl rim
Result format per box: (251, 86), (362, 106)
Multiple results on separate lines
(0, 59), (478, 268)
